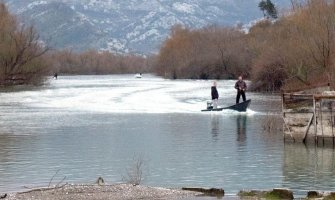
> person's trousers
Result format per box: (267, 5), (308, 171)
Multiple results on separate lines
(236, 90), (246, 104)
(212, 99), (218, 109)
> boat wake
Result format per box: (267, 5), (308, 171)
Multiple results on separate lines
(0, 75), (261, 115)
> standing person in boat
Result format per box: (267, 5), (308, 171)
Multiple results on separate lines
(235, 75), (247, 104)
(211, 81), (219, 109)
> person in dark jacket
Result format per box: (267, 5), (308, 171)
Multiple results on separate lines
(211, 81), (219, 109)
(235, 75), (247, 104)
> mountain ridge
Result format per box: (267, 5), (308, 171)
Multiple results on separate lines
(4, 0), (291, 54)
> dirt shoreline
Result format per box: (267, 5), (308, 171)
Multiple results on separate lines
(5, 185), (335, 200)
(3, 184), (201, 200)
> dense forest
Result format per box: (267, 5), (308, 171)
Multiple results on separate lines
(1, 0), (334, 92)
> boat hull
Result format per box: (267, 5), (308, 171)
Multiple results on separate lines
(201, 99), (251, 112)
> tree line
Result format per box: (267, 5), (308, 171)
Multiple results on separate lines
(44, 50), (150, 75)
(154, 0), (335, 91)
(155, 24), (251, 80)
(0, 2), (150, 86)
(1, 0), (334, 92)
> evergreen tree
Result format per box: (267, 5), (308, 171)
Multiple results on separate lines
(258, 0), (278, 19)
(258, 0), (267, 17)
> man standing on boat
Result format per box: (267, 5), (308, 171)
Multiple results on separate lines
(211, 81), (219, 109)
(235, 75), (247, 104)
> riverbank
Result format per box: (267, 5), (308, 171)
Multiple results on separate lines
(5, 184), (335, 200)
(4, 184), (200, 200)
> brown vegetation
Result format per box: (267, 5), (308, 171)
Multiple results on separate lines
(2, 0), (335, 91)
(0, 3), (49, 86)
(45, 50), (149, 75)
(252, 0), (335, 91)
(155, 25), (251, 79)
(0, 2), (151, 86)
(155, 0), (335, 91)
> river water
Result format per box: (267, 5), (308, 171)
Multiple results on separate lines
(0, 75), (334, 197)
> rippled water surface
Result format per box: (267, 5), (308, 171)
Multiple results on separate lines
(0, 75), (334, 197)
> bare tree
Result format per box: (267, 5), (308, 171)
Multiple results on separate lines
(122, 155), (145, 186)
(0, 3), (49, 85)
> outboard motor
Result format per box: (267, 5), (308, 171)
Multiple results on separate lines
(207, 101), (213, 109)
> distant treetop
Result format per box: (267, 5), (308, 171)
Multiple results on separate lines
(258, 0), (278, 19)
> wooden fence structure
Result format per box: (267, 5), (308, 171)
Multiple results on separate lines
(282, 91), (335, 146)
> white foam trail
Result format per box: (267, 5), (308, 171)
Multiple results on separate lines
(246, 109), (257, 115)
(200, 108), (257, 116)
(0, 75), (257, 114)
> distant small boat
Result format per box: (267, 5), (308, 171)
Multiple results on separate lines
(201, 99), (251, 112)
(135, 73), (142, 78)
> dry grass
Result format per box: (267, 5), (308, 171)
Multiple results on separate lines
(122, 155), (145, 186)
(262, 114), (283, 133)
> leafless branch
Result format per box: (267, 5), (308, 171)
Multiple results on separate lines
(48, 169), (60, 188)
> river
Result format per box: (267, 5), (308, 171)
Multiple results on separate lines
(0, 74), (334, 197)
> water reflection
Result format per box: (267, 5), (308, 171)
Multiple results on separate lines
(236, 115), (247, 145)
(4, 75), (335, 194)
(211, 115), (220, 141)
(0, 133), (36, 164)
(0, 134), (12, 164)
(283, 144), (335, 194)
(0, 133), (40, 192)
(209, 114), (248, 145)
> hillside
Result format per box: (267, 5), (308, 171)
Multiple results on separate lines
(4, 0), (291, 53)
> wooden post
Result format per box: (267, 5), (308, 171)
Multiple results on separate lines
(282, 117), (294, 142)
(319, 99), (325, 146)
(282, 93), (285, 118)
(303, 113), (314, 144)
(282, 93), (286, 142)
(331, 101), (335, 147)
(331, 101), (334, 137)
(313, 96), (317, 144)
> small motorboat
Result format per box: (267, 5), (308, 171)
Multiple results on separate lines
(201, 99), (251, 112)
(135, 73), (142, 78)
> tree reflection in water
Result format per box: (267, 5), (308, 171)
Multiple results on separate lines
(283, 143), (335, 193)
(236, 115), (247, 145)
(211, 115), (220, 142)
